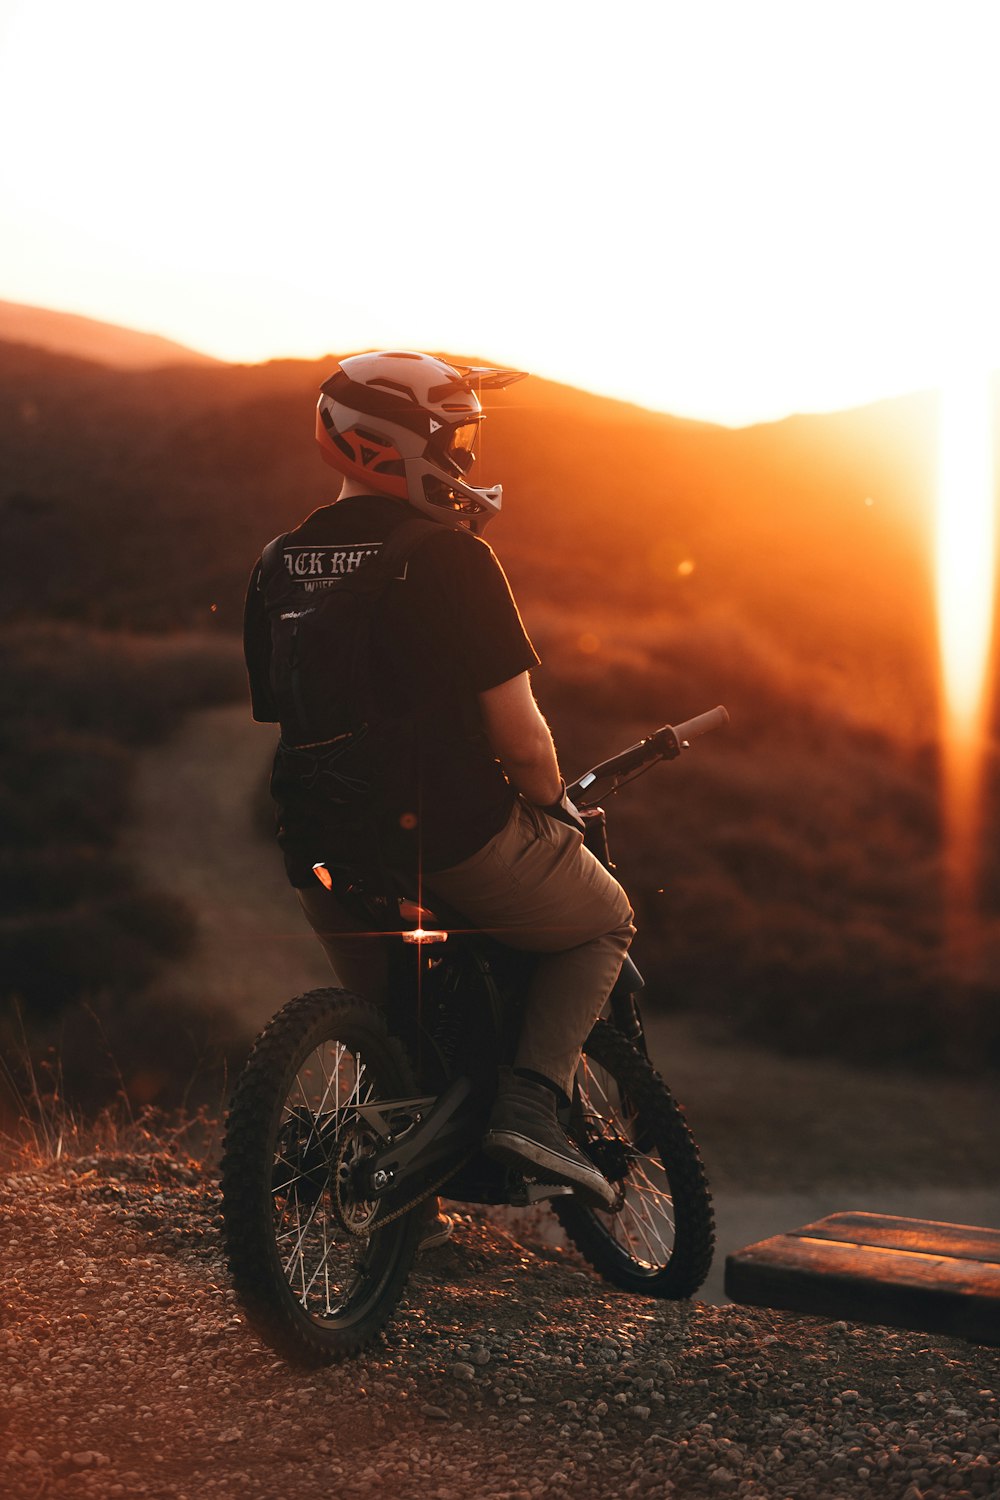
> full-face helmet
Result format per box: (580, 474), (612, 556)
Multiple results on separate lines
(315, 351), (526, 531)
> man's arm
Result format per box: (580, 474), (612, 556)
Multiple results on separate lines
(477, 671), (563, 806)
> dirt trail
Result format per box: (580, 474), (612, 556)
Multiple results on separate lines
(123, 704), (330, 1033)
(5, 1156), (996, 1500)
(125, 704), (1000, 1305)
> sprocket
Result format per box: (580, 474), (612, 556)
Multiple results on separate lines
(332, 1123), (382, 1237)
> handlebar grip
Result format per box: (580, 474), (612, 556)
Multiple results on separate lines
(568, 704), (730, 805)
(671, 705), (729, 744)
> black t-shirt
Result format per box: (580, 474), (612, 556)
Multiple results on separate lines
(243, 495), (540, 881)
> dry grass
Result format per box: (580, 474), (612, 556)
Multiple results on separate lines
(0, 1005), (224, 1174)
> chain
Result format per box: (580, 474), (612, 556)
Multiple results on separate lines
(340, 1145), (480, 1237)
(372, 1145), (479, 1230)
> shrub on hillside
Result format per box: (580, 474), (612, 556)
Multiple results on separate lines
(535, 607), (999, 1072)
(0, 734), (131, 848)
(0, 893), (195, 1017)
(0, 624), (244, 745)
(0, 847), (133, 914)
(0, 625), (245, 1089)
(1, 987), (244, 1118)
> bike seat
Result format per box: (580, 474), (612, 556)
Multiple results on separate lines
(311, 863), (487, 941)
(399, 899), (436, 925)
(397, 895), (479, 938)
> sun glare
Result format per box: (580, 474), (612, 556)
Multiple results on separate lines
(3, 7), (1000, 424)
(935, 371), (997, 968)
(937, 375), (996, 735)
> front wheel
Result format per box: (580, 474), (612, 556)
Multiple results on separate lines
(221, 989), (422, 1364)
(552, 1020), (714, 1296)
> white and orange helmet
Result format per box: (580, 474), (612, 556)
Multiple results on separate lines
(316, 351), (526, 531)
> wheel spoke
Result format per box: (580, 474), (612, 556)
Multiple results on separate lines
(625, 1184), (677, 1245)
(275, 1046), (356, 1288)
(573, 1048), (682, 1272)
(221, 993), (425, 1360)
(281, 1187), (326, 1278)
(267, 1033), (401, 1319)
(621, 1186), (674, 1261)
(611, 1196), (660, 1262)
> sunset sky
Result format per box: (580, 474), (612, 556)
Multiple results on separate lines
(2, 1), (999, 424)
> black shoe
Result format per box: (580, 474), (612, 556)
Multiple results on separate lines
(483, 1067), (616, 1211)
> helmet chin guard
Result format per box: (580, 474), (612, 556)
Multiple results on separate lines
(315, 351), (526, 532)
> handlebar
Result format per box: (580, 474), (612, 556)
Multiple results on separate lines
(671, 705), (731, 744)
(567, 705), (729, 808)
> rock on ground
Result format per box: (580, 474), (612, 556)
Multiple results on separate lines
(1, 1154), (997, 1499)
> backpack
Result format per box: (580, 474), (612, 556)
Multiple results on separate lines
(257, 515), (441, 751)
(258, 517), (444, 883)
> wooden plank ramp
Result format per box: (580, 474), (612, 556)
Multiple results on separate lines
(724, 1211), (1000, 1346)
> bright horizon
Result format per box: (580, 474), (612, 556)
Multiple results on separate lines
(3, 2), (1000, 426)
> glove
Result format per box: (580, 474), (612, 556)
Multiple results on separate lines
(542, 781), (586, 834)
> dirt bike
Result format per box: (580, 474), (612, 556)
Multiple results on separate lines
(221, 705), (728, 1364)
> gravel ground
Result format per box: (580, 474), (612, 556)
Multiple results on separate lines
(2, 1152), (998, 1500)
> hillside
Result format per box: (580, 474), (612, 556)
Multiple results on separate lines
(0, 299), (220, 369)
(1, 333), (998, 1087)
(0, 337), (939, 707)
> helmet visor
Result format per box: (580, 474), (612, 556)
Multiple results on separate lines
(446, 421), (479, 475)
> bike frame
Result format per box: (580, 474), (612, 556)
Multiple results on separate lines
(343, 707), (729, 1211)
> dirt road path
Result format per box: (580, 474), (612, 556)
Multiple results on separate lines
(125, 704), (1000, 1304)
(123, 704), (330, 1034)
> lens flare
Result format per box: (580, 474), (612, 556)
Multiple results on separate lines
(935, 371), (996, 971)
(937, 375), (995, 735)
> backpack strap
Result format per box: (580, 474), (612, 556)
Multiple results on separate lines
(258, 533), (289, 589)
(340, 516), (442, 593)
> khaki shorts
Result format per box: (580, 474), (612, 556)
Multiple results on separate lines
(297, 798), (634, 1095)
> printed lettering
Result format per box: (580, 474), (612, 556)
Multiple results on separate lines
(292, 551), (325, 577)
(284, 542), (382, 580)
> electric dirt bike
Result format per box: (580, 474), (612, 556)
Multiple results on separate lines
(221, 706), (728, 1364)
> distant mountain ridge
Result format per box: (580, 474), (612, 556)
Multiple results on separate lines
(0, 327), (939, 717)
(0, 299), (220, 370)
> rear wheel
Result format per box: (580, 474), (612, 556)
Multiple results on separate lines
(553, 1020), (714, 1296)
(221, 989), (422, 1364)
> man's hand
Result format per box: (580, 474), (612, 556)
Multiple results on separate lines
(543, 782), (586, 834)
(477, 672), (563, 806)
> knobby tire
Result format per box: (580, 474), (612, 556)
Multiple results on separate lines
(553, 1019), (715, 1296)
(221, 988), (422, 1365)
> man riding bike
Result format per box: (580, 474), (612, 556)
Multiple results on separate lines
(242, 351), (634, 1219)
